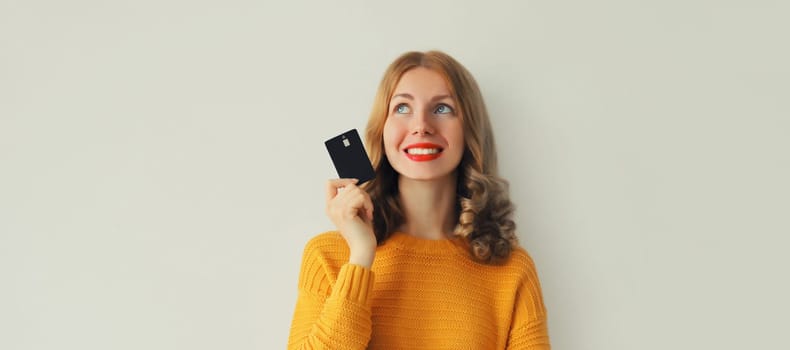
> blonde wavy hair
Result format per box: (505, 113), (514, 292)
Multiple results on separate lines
(362, 50), (518, 264)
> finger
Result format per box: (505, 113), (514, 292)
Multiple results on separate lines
(329, 183), (362, 218)
(341, 185), (373, 220)
(326, 178), (359, 199)
(347, 189), (374, 222)
(339, 185), (371, 214)
(362, 193), (374, 222)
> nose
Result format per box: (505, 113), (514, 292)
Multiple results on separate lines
(410, 109), (435, 136)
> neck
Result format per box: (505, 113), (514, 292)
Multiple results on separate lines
(397, 173), (458, 240)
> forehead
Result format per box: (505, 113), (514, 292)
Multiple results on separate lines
(392, 67), (452, 97)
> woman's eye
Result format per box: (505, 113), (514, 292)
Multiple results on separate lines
(434, 104), (454, 115)
(395, 104), (410, 114)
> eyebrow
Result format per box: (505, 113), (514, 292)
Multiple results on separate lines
(391, 93), (453, 102)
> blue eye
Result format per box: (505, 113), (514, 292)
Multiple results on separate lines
(395, 104), (410, 114)
(434, 104), (454, 115)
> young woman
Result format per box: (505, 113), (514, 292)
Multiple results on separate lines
(288, 51), (550, 349)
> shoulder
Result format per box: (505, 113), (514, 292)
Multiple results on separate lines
(299, 231), (350, 270)
(502, 245), (544, 284)
(504, 246), (549, 321)
(507, 246), (537, 268)
(295, 231), (351, 293)
(303, 230), (347, 253)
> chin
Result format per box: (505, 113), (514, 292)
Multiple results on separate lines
(396, 168), (457, 182)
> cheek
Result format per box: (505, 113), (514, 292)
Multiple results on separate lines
(448, 125), (466, 165)
(449, 124), (465, 150)
(382, 119), (403, 155)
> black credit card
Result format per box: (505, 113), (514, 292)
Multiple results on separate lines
(325, 129), (376, 185)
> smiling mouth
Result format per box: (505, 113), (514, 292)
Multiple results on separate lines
(406, 147), (442, 155)
(403, 144), (444, 161)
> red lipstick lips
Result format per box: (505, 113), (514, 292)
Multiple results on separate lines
(404, 143), (443, 162)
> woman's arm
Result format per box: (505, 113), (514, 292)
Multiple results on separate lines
(287, 235), (375, 349)
(506, 251), (551, 349)
(506, 318), (551, 350)
(287, 178), (379, 349)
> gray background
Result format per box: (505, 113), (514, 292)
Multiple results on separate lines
(2, 0), (788, 349)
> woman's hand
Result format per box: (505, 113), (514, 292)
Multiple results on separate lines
(326, 178), (377, 268)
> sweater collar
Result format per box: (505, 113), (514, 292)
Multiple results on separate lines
(385, 231), (468, 256)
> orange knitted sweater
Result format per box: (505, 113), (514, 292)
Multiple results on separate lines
(287, 231), (550, 349)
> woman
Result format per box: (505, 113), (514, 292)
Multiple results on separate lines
(288, 50), (550, 349)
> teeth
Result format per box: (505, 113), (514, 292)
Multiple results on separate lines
(407, 148), (440, 155)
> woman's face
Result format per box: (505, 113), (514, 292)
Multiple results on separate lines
(383, 67), (465, 181)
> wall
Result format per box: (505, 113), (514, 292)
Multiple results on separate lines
(2, 0), (788, 348)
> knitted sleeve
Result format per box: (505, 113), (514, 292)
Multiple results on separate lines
(287, 234), (375, 350)
(506, 251), (551, 350)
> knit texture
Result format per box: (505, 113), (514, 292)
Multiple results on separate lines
(288, 231), (550, 349)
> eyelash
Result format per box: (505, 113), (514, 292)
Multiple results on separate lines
(434, 104), (453, 114)
(393, 103), (454, 115)
(395, 104), (409, 114)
